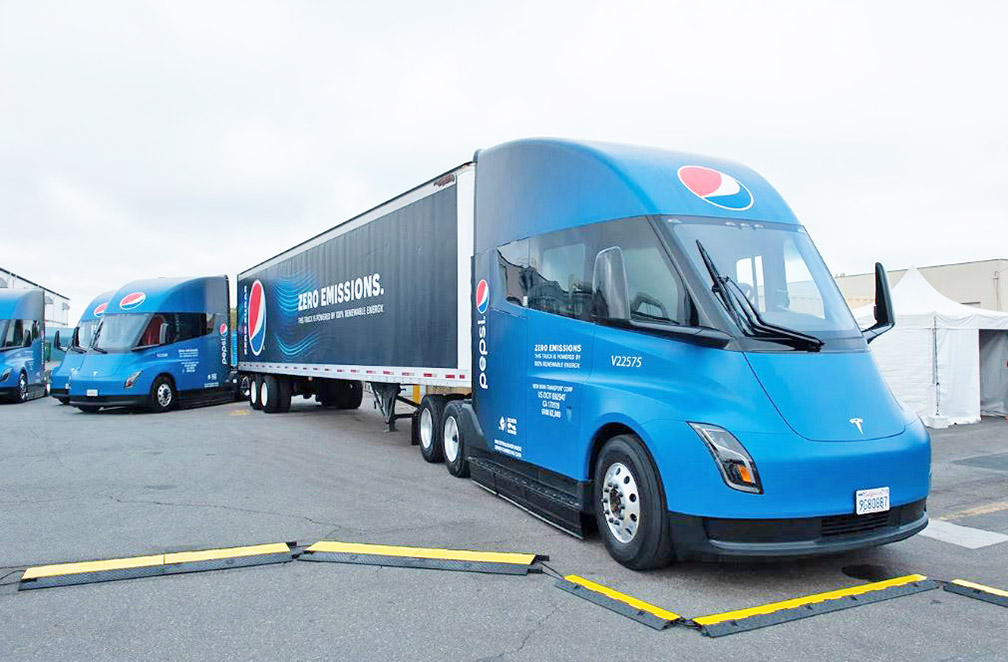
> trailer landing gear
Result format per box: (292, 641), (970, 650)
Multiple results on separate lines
(370, 382), (416, 432)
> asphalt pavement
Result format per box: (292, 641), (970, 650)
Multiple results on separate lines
(1, 396), (1006, 661)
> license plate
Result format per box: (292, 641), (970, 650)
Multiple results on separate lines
(856, 487), (890, 515)
(86, 389), (99, 397)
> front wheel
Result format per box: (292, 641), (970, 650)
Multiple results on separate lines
(593, 435), (672, 570)
(148, 376), (176, 413)
(17, 372), (29, 402)
(442, 402), (469, 478)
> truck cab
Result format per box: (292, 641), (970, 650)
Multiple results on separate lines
(0, 289), (45, 403)
(67, 276), (234, 413)
(457, 139), (929, 568)
(49, 291), (114, 405)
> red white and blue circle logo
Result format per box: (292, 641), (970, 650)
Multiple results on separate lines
(219, 322), (227, 335)
(248, 280), (266, 356)
(475, 279), (489, 314)
(93, 302), (108, 317)
(119, 292), (147, 310)
(677, 165), (753, 211)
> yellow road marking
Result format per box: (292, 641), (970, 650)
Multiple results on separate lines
(693, 574), (928, 626)
(164, 542), (289, 564)
(230, 410), (250, 416)
(306, 541), (536, 565)
(22, 555), (164, 580)
(939, 501), (1008, 521)
(564, 575), (680, 622)
(951, 579), (1008, 598)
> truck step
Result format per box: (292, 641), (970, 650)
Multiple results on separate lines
(469, 457), (585, 539)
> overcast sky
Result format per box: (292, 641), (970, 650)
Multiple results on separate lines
(2, 1), (1005, 322)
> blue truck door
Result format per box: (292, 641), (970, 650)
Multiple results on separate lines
(522, 225), (599, 476)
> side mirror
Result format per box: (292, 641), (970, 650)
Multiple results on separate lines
(158, 322), (170, 345)
(862, 262), (895, 343)
(592, 246), (630, 322)
(53, 330), (62, 351)
(23, 334), (32, 348)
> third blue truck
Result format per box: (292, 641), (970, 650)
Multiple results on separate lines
(235, 138), (930, 568)
(50, 290), (114, 405)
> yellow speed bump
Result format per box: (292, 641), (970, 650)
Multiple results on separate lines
(556, 575), (681, 630)
(301, 541), (543, 575)
(693, 574), (938, 637)
(944, 579), (1008, 608)
(19, 542), (293, 590)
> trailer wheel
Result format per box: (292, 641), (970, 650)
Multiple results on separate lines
(275, 376), (292, 413)
(593, 435), (672, 570)
(261, 375), (279, 413)
(417, 395), (446, 463)
(148, 375), (176, 413)
(338, 380), (363, 409)
(249, 375), (262, 410)
(442, 401), (469, 478)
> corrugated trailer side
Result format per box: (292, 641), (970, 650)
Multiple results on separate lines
(237, 164), (473, 390)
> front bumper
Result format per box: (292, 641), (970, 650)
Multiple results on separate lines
(68, 394), (147, 409)
(669, 499), (928, 560)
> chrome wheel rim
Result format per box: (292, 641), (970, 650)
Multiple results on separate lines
(250, 380), (258, 404)
(261, 381), (269, 407)
(419, 407), (434, 449)
(18, 374), (27, 401)
(156, 383), (172, 408)
(241, 376), (251, 399)
(601, 461), (640, 544)
(443, 416), (460, 463)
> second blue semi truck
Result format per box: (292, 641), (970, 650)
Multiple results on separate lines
(50, 290), (114, 405)
(67, 276), (235, 413)
(236, 138), (929, 568)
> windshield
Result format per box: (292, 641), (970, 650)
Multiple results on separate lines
(667, 217), (860, 339)
(74, 320), (100, 350)
(92, 314), (151, 352)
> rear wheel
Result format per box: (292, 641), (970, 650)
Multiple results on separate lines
(275, 376), (292, 413)
(261, 375), (278, 413)
(249, 375), (262, 410)
(148, 375), (176, 413)
(443, 402), (469, 478)
(593, 434), (672, 570)
(237, 375), (251, 402)
(417, 395), (446, 463)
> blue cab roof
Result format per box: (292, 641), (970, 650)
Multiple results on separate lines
(473, 138), (798, 252)
(105, 276), (228, 315)
(0, 288), (44, 320)
(80, 291), (116, 323)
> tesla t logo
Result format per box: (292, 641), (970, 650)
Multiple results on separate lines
(849, 417), (864, 434)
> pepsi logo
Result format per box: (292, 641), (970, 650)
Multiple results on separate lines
(93, 302), (108, 317)
(678, 165), (753, 211)
(475, 279), (489, 314)
(119, 292), (147, 310)
(248, 280), (266, 356)
(219, 323), (227, 335)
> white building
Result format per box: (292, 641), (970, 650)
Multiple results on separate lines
(835, 258), (1008, 312)
(0, 267), (71, 327)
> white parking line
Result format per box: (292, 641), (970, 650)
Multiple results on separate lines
(919, 519), (1008, 549)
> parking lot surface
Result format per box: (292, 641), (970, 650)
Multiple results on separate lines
(1, 397), (1007, 661)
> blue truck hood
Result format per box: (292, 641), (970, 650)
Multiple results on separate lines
(74, 353), (134, 380)
(745, 351), (905, 441)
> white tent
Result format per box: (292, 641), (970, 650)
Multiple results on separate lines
(852, 267), (1008, 428)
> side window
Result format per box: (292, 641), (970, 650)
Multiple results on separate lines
(601, 218), (696, 326)
(31, 320), (41, 342)
(527, 225), (598, 321)
(497, 239), (529, 306)
(174, 313), (208, 342)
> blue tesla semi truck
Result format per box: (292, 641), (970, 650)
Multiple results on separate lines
(236, 139), (929, 568)
(50, 290), (114, 405)
(67, 276), (235, 413)
(0, 288), (46, 403)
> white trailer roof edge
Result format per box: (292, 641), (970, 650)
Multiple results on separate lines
(239, 162), (475, 279)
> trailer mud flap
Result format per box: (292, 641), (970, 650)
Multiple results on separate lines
(693, 574), (938, 637)
(19, 542), (293, 590)
(943, 579), (1008, 608)
(555, 575), (681, 630)
(300, 540), (544, 575)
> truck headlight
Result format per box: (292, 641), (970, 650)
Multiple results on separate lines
(689, 423), (763, 494)
(125, 370), (143, 389)
(1, 368), (10, 382)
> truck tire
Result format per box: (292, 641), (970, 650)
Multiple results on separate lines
(237, 374), (251, 402)
(442, 401), (469, 477)
(148, 375), (176, 413)
(249, 375), (262, 410)
(261, 375), (280, 413)
(17, 371), (29, 402)
(338, 380), (363, 409)
(593, 434), (672, 570)
(417, 395), (446, 463)
(275, 376), (292, 413)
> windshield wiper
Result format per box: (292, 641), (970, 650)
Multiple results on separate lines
(696, 240), (824, 351)
(90, 346), (108, 354)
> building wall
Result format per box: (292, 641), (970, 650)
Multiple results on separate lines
(0, 268), (71, 327)
(835, 259), (1008, 312)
